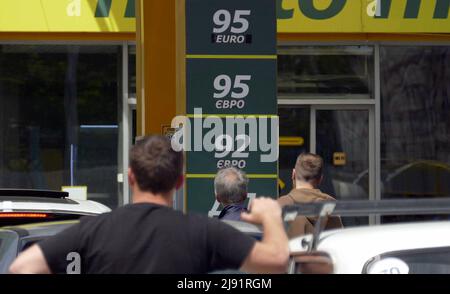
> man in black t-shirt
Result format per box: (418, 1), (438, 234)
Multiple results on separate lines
(9, 135), (289, 274)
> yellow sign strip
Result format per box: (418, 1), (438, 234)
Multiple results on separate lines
(187, 174), (278, 179)
(2, 1), (450, 34)
(0, 0), (136, 33)
(279, 136), (304, 147)
(186, 54), (277, 60)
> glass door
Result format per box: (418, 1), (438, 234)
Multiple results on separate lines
(312, 105), (375, 226)
(277, 44), (377, 226)
(278, 104), (375, 227)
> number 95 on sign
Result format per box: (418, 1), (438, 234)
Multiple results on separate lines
(187, 59), (277, 114)
(186, 0), (276, 55)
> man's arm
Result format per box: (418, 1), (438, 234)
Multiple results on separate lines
(9, 219), (86, 274)
(239, 198), (290, 274)
(9, 244), (51, 274)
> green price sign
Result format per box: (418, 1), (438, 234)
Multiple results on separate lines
(187, 58), (277, 115)
(185, 0), (277, 214)
(186, 0), (276, 55)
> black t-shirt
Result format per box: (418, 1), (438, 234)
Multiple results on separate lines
(39, 203), (256, 274)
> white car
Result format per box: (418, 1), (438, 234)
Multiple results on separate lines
(0, 189), (111, 226)
(289, 221), (450, 274)
(224, 199), (450, 274)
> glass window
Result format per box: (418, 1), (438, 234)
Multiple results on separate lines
(278, 46), (374, 99)
(129, 45), (136, 96)
(316, 109), (370, 227)
(128, 45), (137, 145)
(0, 45), (122, 209)
(364, 247), (450, 274)
(380, 46), (450, 223)
(0, 231), (18, 274)
(278, 107), (310, 195)
(316, 110), (369, 200)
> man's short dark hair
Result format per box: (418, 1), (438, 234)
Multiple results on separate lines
(295, 153), (324, 182)
(214, 167), (249, 204)
(130, 135), (183, 194)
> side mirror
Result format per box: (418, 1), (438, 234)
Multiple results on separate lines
(289, 251), (334, 274)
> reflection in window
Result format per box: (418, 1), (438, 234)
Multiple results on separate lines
(128, 45), (136, 95)
(316, 110), (370, 227)
(365, 247), (450, 274)
(380, 46), (450, 223)
(0, 45), (122, 208)
(278, 46), (374, 99)
(278, 107), (310, 195)
(316, 110), (369, 201)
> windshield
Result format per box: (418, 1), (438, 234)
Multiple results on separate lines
(0, 231), (19, 274)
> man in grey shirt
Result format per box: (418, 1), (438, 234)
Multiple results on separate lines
(215, 167), (249, 221)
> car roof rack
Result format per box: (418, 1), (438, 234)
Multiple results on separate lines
(0, 189), (69, 199)
(283, 198), (450, 219)
(283, 198), (450, 252)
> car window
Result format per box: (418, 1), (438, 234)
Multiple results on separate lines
(364, 247), (450, 274)
(0, 231), (19, 274)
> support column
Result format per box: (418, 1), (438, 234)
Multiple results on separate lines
(136, 0), (185, 136)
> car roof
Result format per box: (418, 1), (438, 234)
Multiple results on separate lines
(0, 220), (79, 238)
(290, 221), (450, 273)
(0, 198), (111, 216)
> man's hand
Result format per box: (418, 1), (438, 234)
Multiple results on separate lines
(241, 197), (282, 225)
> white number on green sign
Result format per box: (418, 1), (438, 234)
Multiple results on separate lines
(215, 134), (251, 158)
(213, 10), (251, 34)
(213, 75), (251, 99)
